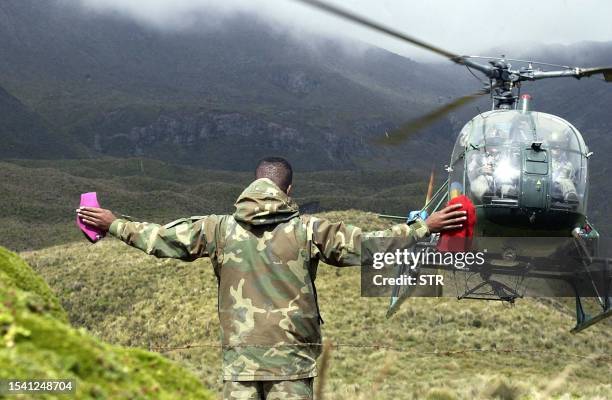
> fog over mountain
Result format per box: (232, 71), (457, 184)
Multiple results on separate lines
(71, 0), (612, 60)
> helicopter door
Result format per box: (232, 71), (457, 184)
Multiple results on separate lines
(520, 147), (549, 209)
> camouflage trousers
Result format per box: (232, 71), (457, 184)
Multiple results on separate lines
(223, 378), (314, 400)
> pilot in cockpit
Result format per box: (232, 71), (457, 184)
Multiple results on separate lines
(548, 130), (579, 203)
(467, 131), (519, 202)
(467, 147), (496, 201)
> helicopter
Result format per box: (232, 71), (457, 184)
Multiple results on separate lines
(295, 0), (612, 332)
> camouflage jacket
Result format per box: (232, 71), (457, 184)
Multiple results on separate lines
(109, 178), (429, 381)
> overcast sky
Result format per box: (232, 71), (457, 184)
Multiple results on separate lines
(75, 0), (612, 60)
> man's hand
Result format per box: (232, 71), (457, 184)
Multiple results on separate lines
(425, 204), (467, 233)
(76, 207), (117, 232)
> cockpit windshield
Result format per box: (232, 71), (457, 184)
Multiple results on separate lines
(450, 110), (588, 213)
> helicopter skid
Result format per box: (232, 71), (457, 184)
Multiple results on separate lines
(571, 307), (612, 333)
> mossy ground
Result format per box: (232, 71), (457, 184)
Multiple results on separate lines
(0, 247), (214, 400)
(21, 211), (612, 399)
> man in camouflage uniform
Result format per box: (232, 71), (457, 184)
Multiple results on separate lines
(77, 157), (466, 400)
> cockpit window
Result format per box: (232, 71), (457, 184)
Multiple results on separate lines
(531, 113), (581, 153)
(530, 113), (585, 209)
(465, 142), (521, 205)
(451, 111), (587, 212)
(466, 112), (540, 148)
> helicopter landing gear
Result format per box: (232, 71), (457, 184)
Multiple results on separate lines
(569, 231), (612, 333)
(570, 279), (612, 333)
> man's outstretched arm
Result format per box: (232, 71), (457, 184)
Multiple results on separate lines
(76, 207), (217, 261)
(306, 204), (467, 267)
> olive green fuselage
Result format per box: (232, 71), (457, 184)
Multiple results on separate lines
(475, 206), (585, 237)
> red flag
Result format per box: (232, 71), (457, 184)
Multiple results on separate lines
(436, 195), (477, 252)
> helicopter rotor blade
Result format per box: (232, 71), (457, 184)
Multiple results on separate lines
(530, 66), (612, 82)
(293, 1), (495, 77)
(377, 85), (493, 145)
(293, 0), (460, 62)
(578, 67), (612, 82)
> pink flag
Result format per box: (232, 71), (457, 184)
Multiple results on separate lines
(76, 192), (105, 243)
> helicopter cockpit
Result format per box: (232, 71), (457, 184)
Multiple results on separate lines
(449, 110), (588, 214)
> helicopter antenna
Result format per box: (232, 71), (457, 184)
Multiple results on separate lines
(425, 167), (435, 207)
(489, 79), (494, 110)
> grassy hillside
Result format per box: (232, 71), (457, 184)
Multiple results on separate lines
(0, 246), (214, 399)
(21, 211), (612, 400)
(1, 159), (430, 251)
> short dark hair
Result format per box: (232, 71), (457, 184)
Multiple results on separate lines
(255, 157), (293, 192)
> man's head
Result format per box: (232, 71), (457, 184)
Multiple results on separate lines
(255, 157), (293, 194)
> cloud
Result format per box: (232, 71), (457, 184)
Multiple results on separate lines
(71, 0), (612, 60)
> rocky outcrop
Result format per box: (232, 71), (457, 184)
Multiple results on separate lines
(92, 109), (382, 169)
